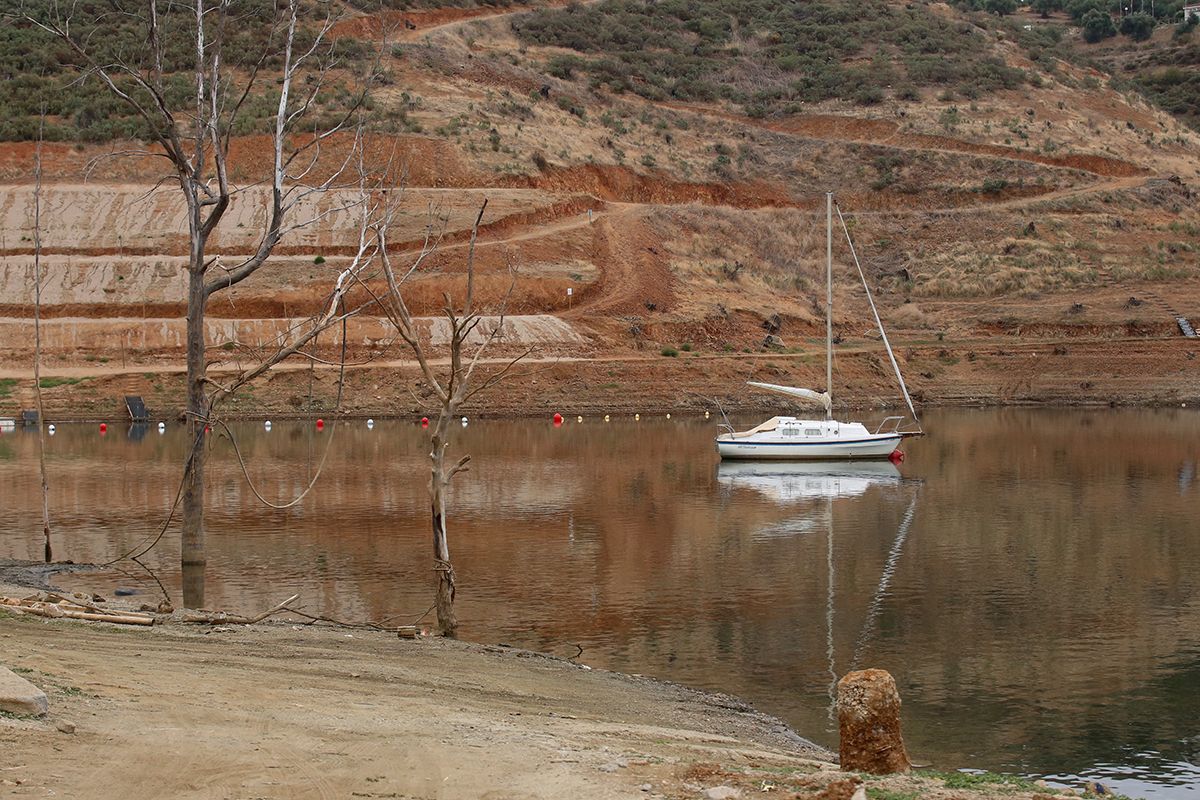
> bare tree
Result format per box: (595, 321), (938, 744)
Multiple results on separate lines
(375, 199), (530, 637)
(20, 0), (378, 607)
(33, 114), (52, 564)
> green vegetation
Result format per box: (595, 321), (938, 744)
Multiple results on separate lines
(660, 346), (679, 357)
(1120, 12), (1156, 40)
(865, 790), (920, 800)
(38, 376), (86, 389)
(514, 0), (1028, 115)
(1113, 42), (1200, 129)
(916, 769), (1044, 792)
(0, 0), (370, 142)
(1082, 8), (1118, 42)
(0, 377), (18, 399)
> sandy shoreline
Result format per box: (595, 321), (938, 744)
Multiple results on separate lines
(1, 567), (1107, 800)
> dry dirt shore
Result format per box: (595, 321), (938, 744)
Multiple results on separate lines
(0, 582), (1097, 800)
(2, 336), (1199, 423)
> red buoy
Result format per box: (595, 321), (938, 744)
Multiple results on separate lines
(421, 417), (429, 429)
(99, 422), (107, 434)
(552, 413), (563, 427)
(316, 418), (325, 430)
(889, 449), (905, 464)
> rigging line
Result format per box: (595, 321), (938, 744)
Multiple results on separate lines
(851, 493), (919, 669)
(835, 203), (921, 431)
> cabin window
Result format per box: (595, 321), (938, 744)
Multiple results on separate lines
(805, 428), (822, 437)
(782, 428), (799, 437)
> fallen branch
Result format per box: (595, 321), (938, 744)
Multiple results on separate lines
(1, 596), (155, 626)
(180, 594), (300, 625)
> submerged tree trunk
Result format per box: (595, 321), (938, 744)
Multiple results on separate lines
(430, 422), (458, 636)
(181, 260), (208, 609)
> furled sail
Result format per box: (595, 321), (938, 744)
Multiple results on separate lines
(746, 382), (831, 412)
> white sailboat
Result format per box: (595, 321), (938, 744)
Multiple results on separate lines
(716, 193), (922, 461)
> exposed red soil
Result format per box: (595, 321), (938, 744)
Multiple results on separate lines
(565, 213), (676, 317)
(501, 163), (794, 208)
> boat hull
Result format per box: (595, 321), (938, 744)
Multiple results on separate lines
(716, 434), (901, 460)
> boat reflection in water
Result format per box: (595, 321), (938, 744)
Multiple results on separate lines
(719, 458), (918, 722)
(718, 460), (903, 541)
(717, 459), (901, 504)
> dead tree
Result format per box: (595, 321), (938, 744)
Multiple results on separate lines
(376, 200), (529, 637)
(21, 0), (377, 607)
(33, 115), (51, 563)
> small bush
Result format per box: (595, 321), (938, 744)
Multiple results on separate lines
(660, 346), (679, 357)
(313, 255), (326, 265)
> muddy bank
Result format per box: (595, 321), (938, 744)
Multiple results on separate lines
(2, 338), (1198, 422)
(0, 561), (96, 592)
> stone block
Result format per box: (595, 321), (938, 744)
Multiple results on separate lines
(0, 666), (49, 717)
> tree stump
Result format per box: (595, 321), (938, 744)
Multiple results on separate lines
(836, 668), (911, 774)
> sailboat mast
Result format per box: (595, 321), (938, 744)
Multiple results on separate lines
(826, 191), (833, 420)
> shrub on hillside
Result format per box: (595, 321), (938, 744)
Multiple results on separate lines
(1120, 12), (1156, 41)
(1, 0), (372, 142)
(1082, 9), (1119, 42)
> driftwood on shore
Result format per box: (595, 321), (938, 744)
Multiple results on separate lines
(1, 594), (155, 626)
(179, 594), (300, 626)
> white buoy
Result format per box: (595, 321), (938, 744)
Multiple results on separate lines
(604, 414), (610, 422)
(705, 411), (710, 419)
(461, 416), (468, 427)
(367, 418), (375, 428)
(666, 413), (671, 419)
(264, 420), (272, 431)
(577, 415), (583, 423)
(635, 413), (640, 421)
(48, 424), (56, 435)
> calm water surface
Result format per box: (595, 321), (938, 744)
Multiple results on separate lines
(1, 409), (1198, 798)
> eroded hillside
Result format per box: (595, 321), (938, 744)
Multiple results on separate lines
(1, 0), (1198, 418)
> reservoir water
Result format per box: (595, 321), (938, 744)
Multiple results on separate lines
(1, 408), (1198, 798)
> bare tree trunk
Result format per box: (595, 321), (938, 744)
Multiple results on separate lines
(430, 421), (457, 636)
(181, 266), (208, 608)
(32, 115), (51, 564)
(23, 0), (377, 609)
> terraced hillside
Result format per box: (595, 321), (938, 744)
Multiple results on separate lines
(1, 0), (1198, 418)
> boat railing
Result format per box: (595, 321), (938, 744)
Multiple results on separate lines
(874, 416), (907, 435)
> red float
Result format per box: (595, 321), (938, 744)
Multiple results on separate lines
(552, 413), (563, 427)
(99, 422), (107, 434)
(316, 418), (325, 430)
(889, 449), (905, 464)
(421, 417), (429, 429)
